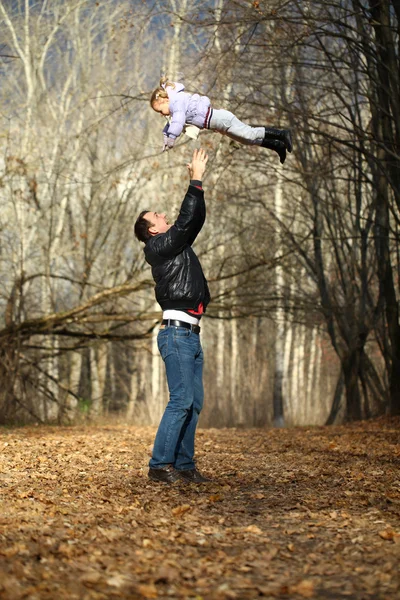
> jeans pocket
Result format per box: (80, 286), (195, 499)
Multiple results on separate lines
(173, 328), (191, 338)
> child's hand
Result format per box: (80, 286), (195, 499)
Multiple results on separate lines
(163, 135), (175, 152)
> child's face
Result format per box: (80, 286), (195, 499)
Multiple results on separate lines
(152, 97), (170, 116)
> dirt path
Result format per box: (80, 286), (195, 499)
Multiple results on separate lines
(0, 418), (399, 599)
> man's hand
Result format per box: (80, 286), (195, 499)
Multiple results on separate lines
(187, 148), (208, 181)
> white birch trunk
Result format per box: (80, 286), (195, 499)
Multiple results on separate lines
(307, 327), (317, 408)
(282, 283), (294, 415)
(296, 324), (307, 422)
(63, 350), (82, 422)
(89, 344), (108, 417)
(273, 172), (285, 427)
(314, 332), (323, 416)
(231, 315), (242, 422)
(127, 367), (139, 422)
(167, 0), (188, 78)
(216, 244), (226, 391)
(283, 317), (294, 417)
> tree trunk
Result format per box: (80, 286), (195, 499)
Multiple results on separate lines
(127, 367), (139, 422)
(325, 369), (344, 425)
(368, 0), (400, 414)
(90, 344), (108, 417)
(272, 172), (286, 427)
(343, 352), (362, 421)
(62, 350), (82, 423)
(230, 314), (241, 424)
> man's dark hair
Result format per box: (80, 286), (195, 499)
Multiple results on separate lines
(134, 210), (153, 243)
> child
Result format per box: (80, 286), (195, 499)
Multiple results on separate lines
(150, 77), (292, 164)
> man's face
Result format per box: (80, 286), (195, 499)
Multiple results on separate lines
(152, 98), (170, 116)
(145, 211), (171, 235)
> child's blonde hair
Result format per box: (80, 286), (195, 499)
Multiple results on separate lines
(150, 76), (175, 107)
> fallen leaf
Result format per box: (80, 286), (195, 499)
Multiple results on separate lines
(245, 525), (263, 534)
(154, 566), (179, 583)
(208, 494), (223, 502)
(289, 579), (315, 597)
(136, 583), (158, 598)
(172, 504), (191, 516)
(80, 571), (102, 585)
(106, 573), (130, 588)
(379, 529), (395, 541)
(97, 526), (123, 541)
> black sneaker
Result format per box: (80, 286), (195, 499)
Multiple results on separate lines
(261, 138), (287, 164)
(177, 469), (212, 483)
(148, 465), (180, 483)
(263, 127), (293, 153)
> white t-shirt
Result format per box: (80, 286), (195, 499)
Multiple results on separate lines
(162, 309), (200, 326)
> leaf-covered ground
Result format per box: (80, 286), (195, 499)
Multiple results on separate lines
(0, 418), (399, 600)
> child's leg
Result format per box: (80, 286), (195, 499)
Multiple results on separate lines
(209, 109), (264, 145)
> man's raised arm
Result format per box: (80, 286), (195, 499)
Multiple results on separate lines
(151, 149), (209, 256)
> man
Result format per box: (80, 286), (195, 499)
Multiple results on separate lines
(134, 148), (211, 484)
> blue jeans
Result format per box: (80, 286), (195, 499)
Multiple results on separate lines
(149, 326), (204, 471)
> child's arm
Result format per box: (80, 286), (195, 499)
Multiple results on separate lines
(162, 123), (174, 151)
(162, 94), (187, 150)
(166, 110), (186, 140)
(163, 112), (186, 150)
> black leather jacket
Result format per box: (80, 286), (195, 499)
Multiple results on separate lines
(144, 184), (211, 312)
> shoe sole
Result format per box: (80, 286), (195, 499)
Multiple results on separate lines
(148, 477), (180, 484)
(177, 474), (212, 484)
(148, 474), (180, 484)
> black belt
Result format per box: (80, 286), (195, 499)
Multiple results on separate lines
(161, 319), (200, 334)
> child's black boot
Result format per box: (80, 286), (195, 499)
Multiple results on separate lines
(264, 128), (292, 153)
(261, 139), (287, 164)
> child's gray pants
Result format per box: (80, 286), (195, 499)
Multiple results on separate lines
(209, 109), (265, 145)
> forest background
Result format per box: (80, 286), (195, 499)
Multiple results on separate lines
(0, 0), (399, 429)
